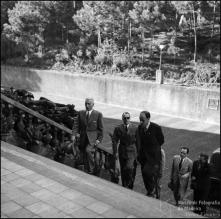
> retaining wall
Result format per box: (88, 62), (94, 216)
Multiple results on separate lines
(1, 65), (220, 124)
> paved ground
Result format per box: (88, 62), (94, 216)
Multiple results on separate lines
(1, 141), (204, 218)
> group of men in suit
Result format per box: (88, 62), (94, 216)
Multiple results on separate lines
(75, 97), (165, 199)
(74, 97), (211, 215)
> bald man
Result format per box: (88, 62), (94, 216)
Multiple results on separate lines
(76, 98), (104, 175)
(136, 110), (164, 197)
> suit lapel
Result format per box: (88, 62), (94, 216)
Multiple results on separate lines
(120, 124), (127, 134)
(84, 111), (87, 124)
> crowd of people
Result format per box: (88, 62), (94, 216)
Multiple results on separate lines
(75, 97), (216, 216)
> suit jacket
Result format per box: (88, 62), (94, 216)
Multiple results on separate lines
(112, 123), (137, 159)
(136, 122), (164, 167)
(191, 160), (210, 190)
(171, 155), (193, 190)
(77, 109), (104, 148)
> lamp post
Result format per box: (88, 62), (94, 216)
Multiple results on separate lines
(159, 44), (166, 70)
(156, 44), (166, 84)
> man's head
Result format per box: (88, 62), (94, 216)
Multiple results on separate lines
(85, 98), (94, 111)
(180, 147), (189, 159)
(122, 112), (131, 125)
(199, 153), (209, 163)
(139, 111), (150, 128)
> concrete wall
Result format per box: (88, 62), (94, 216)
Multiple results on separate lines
(1, 65), (220, 124)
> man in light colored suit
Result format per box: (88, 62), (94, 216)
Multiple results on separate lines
(112, 112), (138, 189)
(170, 147), (193, 206)
(76, 98), (104, 175)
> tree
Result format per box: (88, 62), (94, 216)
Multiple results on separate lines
(129, 1), (167, 64)
(3, 1), (49, 59)
(42, 1), (82, 46)
(1, 1), (17, 33)
(172, 1), (207, 64)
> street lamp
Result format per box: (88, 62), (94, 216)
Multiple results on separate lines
(156, 44), (166, 84)
(159, 44), (166, 70)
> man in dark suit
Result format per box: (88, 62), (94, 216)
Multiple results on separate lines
(76, 98), (104, 175)
(136, 111), (164, 197)
(112, 112), (138, 189)
(191, 153), (210, 215)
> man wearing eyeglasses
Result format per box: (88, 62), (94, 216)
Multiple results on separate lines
(112, 112), (138, 189)
(136, 110), (165, 198)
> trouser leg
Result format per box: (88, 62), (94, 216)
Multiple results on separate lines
(141, 163), (155, 195)
(85, 144), (95, 173)
(193, 189), (200, 214)
(120, 158), (136, 189)
(178, 183), (187, 202)
(173, 180), (180, 206)
(94, 150), (101, 176)
(198, 189), (209, 215)
(155, 177), (162, 199)
(119, 157), (127, 187)
(130, 160), (137, 189)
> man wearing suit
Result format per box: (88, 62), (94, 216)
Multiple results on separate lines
(136, 111), (164, 197)
(112, 112), (138, 189)
(191, 153), (210, 215)
(76, 98), (104, 175)
(170, 147), (193, 206)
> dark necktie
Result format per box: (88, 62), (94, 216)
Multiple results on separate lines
(86, 111), (89, 123)
(179, 158), (183, 170)
(125, 125), (128, 132)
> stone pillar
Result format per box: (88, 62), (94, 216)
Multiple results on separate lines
(156, 70), (164, 84)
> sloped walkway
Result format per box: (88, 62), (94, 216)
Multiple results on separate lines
(1, 141), (203, 218)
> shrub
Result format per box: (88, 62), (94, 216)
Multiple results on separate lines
(134, 67), (154, 80)
(94, 49), (113, 67)
(5, 57), (27, 66)
(94, 39), (118, 68)
(113, 52), (129, 72)
(194, 63), (220, 84)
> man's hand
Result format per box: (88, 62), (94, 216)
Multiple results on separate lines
(113, 153), (118, 160)
(94, 140), (100, 146)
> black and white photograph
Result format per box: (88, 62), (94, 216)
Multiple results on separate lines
(1, 1), (220, 218)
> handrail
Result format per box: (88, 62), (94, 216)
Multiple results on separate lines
(1, 93), (72, 134)
(1, 93), (112, 155)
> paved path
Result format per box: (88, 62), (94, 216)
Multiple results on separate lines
(1, 141), (203, 218)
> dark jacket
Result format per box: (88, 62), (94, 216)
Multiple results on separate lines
(77, 109), (103, 148)
(136, 122), (164, 167)
(112, 123), (138, 159)
(191, 160), (210, 190)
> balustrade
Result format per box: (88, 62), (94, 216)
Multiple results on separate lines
(1, 86), (119, 183)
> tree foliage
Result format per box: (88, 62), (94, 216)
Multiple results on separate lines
(1, 1), (220, 86)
